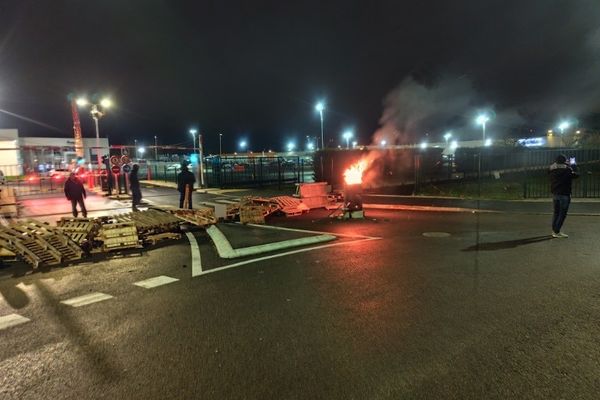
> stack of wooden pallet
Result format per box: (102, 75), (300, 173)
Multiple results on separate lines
(98, 222), (141, 252)
(0, 186), (18, 217)
(112, 209), (181, 234)
(170, 207), (217, 227)
(0, 219), (83, 268)
(56, 217), (99, 245)
(270, 196), (310, 216)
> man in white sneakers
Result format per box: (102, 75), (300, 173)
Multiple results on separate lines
(548, 155), (579, 238)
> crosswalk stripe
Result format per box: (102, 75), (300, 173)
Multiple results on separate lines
(61, 292), (113, 307)
(0, 314), (30, 330)
(133, 275), (179, 289)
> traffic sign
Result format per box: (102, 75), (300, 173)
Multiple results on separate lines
(111, 165), (121, 174)
(122, 164), (131, 173)
(121, 155), (131, 165)
(110, 155), (121, 166)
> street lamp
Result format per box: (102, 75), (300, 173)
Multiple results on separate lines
(342, 130), (353, 149)
(558, 121), (570, 145)
(352, 141), (357, 148)
(380, 139), (387, 147)
(315, 101), (325, 150)
(239, 140), (247, 152)
(420, 141), (428, 150)
(476, 114), (489, 144)
(219, 133), (223, 157)
(138, 147), (146, 158)
(307, 142), (315, 151)
(287, 142), (295, 152)
(154, 136), (158, 160)
(444, 132), (452, 145)
(76, 96), (112, 170)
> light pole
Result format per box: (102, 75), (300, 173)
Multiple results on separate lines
(154, 136), (158, 161)
(444, 132), (452, 146)
(239, 140), (247, 152)
(219, 133), (223, 157)
(558, 121), (570, 146)
(189, 129), (197, 155)
(476, 114), (490, 197)
(76, 97), (112, 170)
(342, 130), (353, 149)
(315, 102), (325, 150)
(134, 139), (138, 160)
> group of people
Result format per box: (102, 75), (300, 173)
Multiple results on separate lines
(63, 163), (197, 218)
(63, 156), (580, 239)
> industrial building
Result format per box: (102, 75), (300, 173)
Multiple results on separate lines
(0, 129), (109, 176)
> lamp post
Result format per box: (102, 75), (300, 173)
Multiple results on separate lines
(558, 121), (570, 146)
(239, 140), (247, 152)
(219, 133), (223, 157)
(315, 102), (325, 150)
(134, 139), (138, 160)
(444, 132), (452, 146)
(343, 130), (353, 149)
(76, 97), (112, 170)
(154, 136), (158, 161)
(476, 114), (490, 198)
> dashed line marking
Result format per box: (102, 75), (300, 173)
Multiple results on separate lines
(185, 232), (203, 277)
(60, 292), (113, 307)
(0, 313), (30, 331)
(134, 275), (179, 289)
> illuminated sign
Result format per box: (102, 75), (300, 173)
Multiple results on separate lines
(517, 137), (545, 147)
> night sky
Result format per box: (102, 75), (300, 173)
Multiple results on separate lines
(0, 0), (599, 152)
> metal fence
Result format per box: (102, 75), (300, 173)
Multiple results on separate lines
(144, 156), (313, 188)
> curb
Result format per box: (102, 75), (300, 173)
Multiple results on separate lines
(362, 203), (498, 213)
(206, 225), (336, 259)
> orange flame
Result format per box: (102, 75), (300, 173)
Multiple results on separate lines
(344, 160), (366, 185)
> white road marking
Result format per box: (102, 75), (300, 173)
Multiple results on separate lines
(134, 275), (179, 289)
(214, 199), (239, 204)
(60, 292), (113, 307)
(243, 223), (382, 240)
(185, 232), (203, 277)
(0, 313), (30, 331)
(198, 237), (380, 276)
(206, 225), (336, 259)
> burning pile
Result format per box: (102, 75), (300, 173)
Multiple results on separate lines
(342, 160), (366, 216)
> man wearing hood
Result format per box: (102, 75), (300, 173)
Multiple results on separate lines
(548, 155), (579, 238)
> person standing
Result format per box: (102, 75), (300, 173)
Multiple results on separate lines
(130, 164), (142, 211)
(64, 172), (87, 218)
(177, 164), (196, 209)
(548, 155), (579, 238)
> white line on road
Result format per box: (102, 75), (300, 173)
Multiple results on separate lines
(0, 313), (30, 331)
(60, 292), (113, 307)
(185, 232), (203, 277)
(134, 275), (179, 289)
(198, 237), (380, 276)
(243, 223), (382, 240)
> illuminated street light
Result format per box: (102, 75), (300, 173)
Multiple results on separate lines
(342, 130), (353, 149)
(352, 141), (358, 148)
(189, 129), (198, 154)
(77, 96), (113, 170)
(450, 140), (458, 150)
(239, 140), (247, 151)
(420, 142), (428, 150)
(307, 142), (315, 151)
(484, 138), (492, 147)
(380, 139), (387, 147)
(287, 142), (295, 152)
(138, 147), (145, 158)
(444, 132), (452, 146)
(315, 101), (325, 150)
(558, 120), (570, 146)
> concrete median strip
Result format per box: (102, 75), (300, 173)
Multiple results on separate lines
(0, 313), (30, 331)
(206, 225), (336, 259)
(60, 292), (113, 307)
(134, 275), (179, 289)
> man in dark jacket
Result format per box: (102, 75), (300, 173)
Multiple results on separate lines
(64, 173), (87, 218)
(130, 164), (142, 211)
(177, 164), (196, 209)
(548, 155), (578, 238)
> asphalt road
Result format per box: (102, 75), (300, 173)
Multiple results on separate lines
(1, 208), (600, 399)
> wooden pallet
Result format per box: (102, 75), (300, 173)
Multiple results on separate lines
(99, 222), (141, 251)
(145, 232), (182, 245)
(170, 207), (217, 227)
(112, 209), (181, 234)
(240, 205), (266, 224)
(56, 218), (98, 244)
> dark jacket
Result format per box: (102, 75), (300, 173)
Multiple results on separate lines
(548, 162), (579, 195)
(177, 168), (196, 193)
(64, 177), (86, 200)
(129, 167), (140, 190)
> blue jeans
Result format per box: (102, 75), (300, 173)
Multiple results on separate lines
(552, 195), (571, 233)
